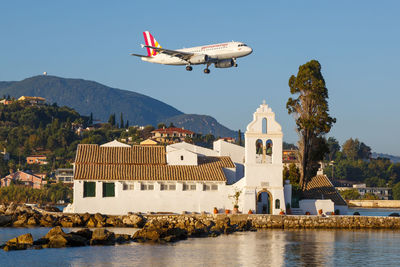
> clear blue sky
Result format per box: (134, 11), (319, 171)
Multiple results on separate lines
(1, 1), (399, 155)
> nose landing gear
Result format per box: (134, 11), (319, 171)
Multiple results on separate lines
(203, 68), (210, 74)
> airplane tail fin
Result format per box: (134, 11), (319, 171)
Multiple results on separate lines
(143, 31), (162, 57)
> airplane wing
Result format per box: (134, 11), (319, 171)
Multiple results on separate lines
(143, 45), (193, 61)
(130, 53), (151, 58)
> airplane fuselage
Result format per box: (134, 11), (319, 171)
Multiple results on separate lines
(142, 41), (252, 65)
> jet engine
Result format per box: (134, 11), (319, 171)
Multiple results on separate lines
(214, 59), (234, 68)
(189, 54), (209, 64)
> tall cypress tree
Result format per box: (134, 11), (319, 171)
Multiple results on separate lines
(286, 60), (336, 189)
(120, 113), (124, 129)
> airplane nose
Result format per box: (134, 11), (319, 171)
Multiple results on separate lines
(248, 47), (253, 54)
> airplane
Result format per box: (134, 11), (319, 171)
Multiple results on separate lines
(131, 31), (253, 74)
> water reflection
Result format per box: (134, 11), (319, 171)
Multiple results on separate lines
(1, 228), (400, 267)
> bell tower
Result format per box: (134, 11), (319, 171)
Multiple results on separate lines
(242, 101), (285, 214)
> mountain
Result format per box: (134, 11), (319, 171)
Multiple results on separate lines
(0, 75), (237, 137)
(163, 114), (237, 138)
(0, 75), (183, 127)
(371, 152), (400, 163)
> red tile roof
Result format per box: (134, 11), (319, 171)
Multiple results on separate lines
(152, 127), (195, 135)
(74, 144), (234, 182)
(302, 175), (347, 206)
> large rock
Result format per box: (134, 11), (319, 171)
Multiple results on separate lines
(45, 226), (67, 239)
(70, 228), (93, 240)
(44, 226), (88, 248)
(0, 215), (12, 226)
(3, 233), (33, 251)
(27, 216), (38, 226)
(122, 214), (145, 227)
(4, 202), (17, 215)
(106, 216), (123, 227)
(90, 229), (115, 245)
(94, 213), (106, 223)
(132, 219), (187, 243)
(47, 234), (68, 248)
(40, 214), (57, 227)
(13, 213), (29, 226)
(0, 204), (6, 214)
(86, 217), (98, 228)
(71, 214), (83, 226)
(115, 234), (131, 244)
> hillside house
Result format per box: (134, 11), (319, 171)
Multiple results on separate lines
(55, 168), (74, 184)
(0, 99), (13, 105)
(151, 127), (196, 144)
(18, 96), (46, 105)
(26, 155), (48, 165)
(1, 171), (47, 189)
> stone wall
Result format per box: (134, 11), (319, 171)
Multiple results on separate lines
(348, 200), (400, 208)
(143, 214), (400, 229)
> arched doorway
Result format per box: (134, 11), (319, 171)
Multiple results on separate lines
(256, 190), (272, 214)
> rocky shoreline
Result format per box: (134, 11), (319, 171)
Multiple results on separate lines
(3, 203), (400, 251)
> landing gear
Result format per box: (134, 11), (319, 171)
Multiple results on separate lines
(186, 65), (193, 71)
(204, 62), (211, 74)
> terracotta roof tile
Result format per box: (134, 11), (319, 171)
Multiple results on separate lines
(302, 175), (347, 206)
(74, 144), (234, 181)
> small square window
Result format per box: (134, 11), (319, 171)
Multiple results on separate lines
(169, 184), (176, 190)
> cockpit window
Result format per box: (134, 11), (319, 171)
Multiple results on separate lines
(238, 44), (248, 47)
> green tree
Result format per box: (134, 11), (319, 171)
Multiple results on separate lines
(283, 163), (300, 186)
(363, 192), (379, 200)
(89, 112), (93, 125)
(108, 113), (116, 127)
(392, 182), (400, 200)
(326, 137), (340, 161)
(157, 123), (166, 129)
(286, 60), (336, 189)
(120, 113), (124, 129)
(342, 138), (371, 160)
(237, 129), (242, 146)
(340, 189), (360, 200)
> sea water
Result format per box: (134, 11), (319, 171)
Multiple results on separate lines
(1, 227), (399, 267)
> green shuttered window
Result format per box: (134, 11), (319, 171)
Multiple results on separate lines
(83, 182), (96, 197)
(103, 182), (115, 197)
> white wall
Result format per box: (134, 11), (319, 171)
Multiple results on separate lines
(299, 199), (335, 215)
(70, 180), (246, 215)
(167, 142), (219, 157)
(213, 140), (245, 164)
(167, 149), (198, 165)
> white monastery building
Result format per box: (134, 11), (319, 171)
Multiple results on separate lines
(65, 101), (346, 215)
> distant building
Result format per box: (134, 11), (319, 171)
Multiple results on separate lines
(55, 168), (74, 184)
(26, 155), (48, 165)
(282, 149), (298, 166)
(0, 99), (13, 105)
(151, 127), (196, 144)
(336, 184), (392, 200)
(18, 96), (46, 105)
(1, 171), (47, 189)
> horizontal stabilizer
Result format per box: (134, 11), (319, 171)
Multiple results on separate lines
(130, 53), (151, 58)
